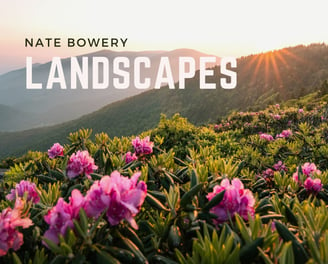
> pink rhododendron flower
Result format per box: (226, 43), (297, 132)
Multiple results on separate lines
(304, 177), (322, 193)
(66, 150), (98, 179)
(6, 180), (40, 204)
(262, 168), (274, 178)
(44, 190), (84, 244)
(84, 171), (147, 229)
(298, 108), (304, 113)
(276, 129), (293, 138)
(302, 162), (321, 177)
(273, 114), (281, 120)
(206, 178), (255, 224)
(0, 199), (33, 256)
(260, 133), (274, 141)
(293, 163), (322, 191)
(132, 136), (154, 156)
(275, 104), (280, 109)
(273, 161), (288, 172)
(125, 151), (138, 164)
(312, 178), (323, 192)
(44, 199), (74, 244)
(48, 143), (64, 159)
(84, 180), (110, 219)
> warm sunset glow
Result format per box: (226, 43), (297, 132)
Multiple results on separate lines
(241, 47), (309, 95)
(0, 0), (327, 74)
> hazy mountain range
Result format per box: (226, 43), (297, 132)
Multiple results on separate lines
(0, 49), (219, 131)
(0, 43), (328, 159)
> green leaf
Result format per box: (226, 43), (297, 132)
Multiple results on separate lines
(90, 173), (103, 180)
(66, 229), (77, 248)
(258, 247), (274, 264)
(190, 169), (199, 188)
(121, 226), (145, 252)
(49, 256), (67, 264)
(239, 237), (264, 263)
(235, 214), (252, 244)
(105, 156), (114, 175)
(279, 241), (294, 264)
(36, 174), (57, 183)
(42, 237), (62, 254)
(108, 246), (135, 263)
(12, 252), (22, 264)
(261, 214), (284, 223)
(79, 208), (89, 234)
(282, 202), (298, 226)
(73, 219), (87, 239)
(168, 225), (182, 249)
(147, 190), (166, 203)
(151, 254), (179, 263)
(96, 250), (120, 264)
(203, 190), (225, 212)
(59, 242), (73, 255)
(180, 183), (204, 208)
(64, 184), (83, 199)
(145, 193), (170, 211)
(118, 232), (149, 264)
(274, 221), (309, 264)
(274, 221), (297, 242)
(49, 169), (64, 180)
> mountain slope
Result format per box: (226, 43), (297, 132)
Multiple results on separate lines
(1, 43), (328, 159)
(0, 104), (37, 131)
(0, 48), (218, 131)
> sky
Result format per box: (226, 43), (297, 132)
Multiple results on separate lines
(0, 0), (327, 74)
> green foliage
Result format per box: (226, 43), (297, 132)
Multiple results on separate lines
(3, 88), (328, 263)
(175, 224), (240, 264)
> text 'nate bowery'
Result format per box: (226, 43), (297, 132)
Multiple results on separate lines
(25, 38), (128, 48)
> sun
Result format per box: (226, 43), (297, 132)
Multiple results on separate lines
(241, 47), (306, 94)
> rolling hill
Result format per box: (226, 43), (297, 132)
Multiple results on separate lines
(0, 48), (218, 131)
(0, 43), (328, 159)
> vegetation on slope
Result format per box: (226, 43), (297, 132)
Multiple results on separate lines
(1, 90), (328, 263)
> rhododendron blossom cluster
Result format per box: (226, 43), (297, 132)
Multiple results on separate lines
(304, 177), (322, 193)
(293, 162), (321, 182)
(125, 136), (154, 164)
(206, 178), (255, 224)
(132, 136), (154, 156)
(260, 133), (274, 141)
(293, 162), (322, 193)
(0, 199), (33, 256)
(273, 114), (281, 120)
(6, 180), (40, 204)
(66, 150), (98, 179)
(44, 190), (84, 244)
(273, 161), (288, 172)
(125, 151), (138, 164)
(44, 171), (147, 244)
(276, 129), (292, 138)
(84, 171), (147, 229)
(48, 143), (64, 159)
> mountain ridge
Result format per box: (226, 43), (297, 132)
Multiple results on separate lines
(0, 43), (328, 159)
(0, 48), (218, 131)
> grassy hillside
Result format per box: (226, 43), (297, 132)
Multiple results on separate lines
(1, 43), (328, 159)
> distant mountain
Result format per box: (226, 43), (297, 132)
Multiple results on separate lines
(0, 48), (219, 131)
(1, 43), (328, 159)
(0, 105), (36, 131)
